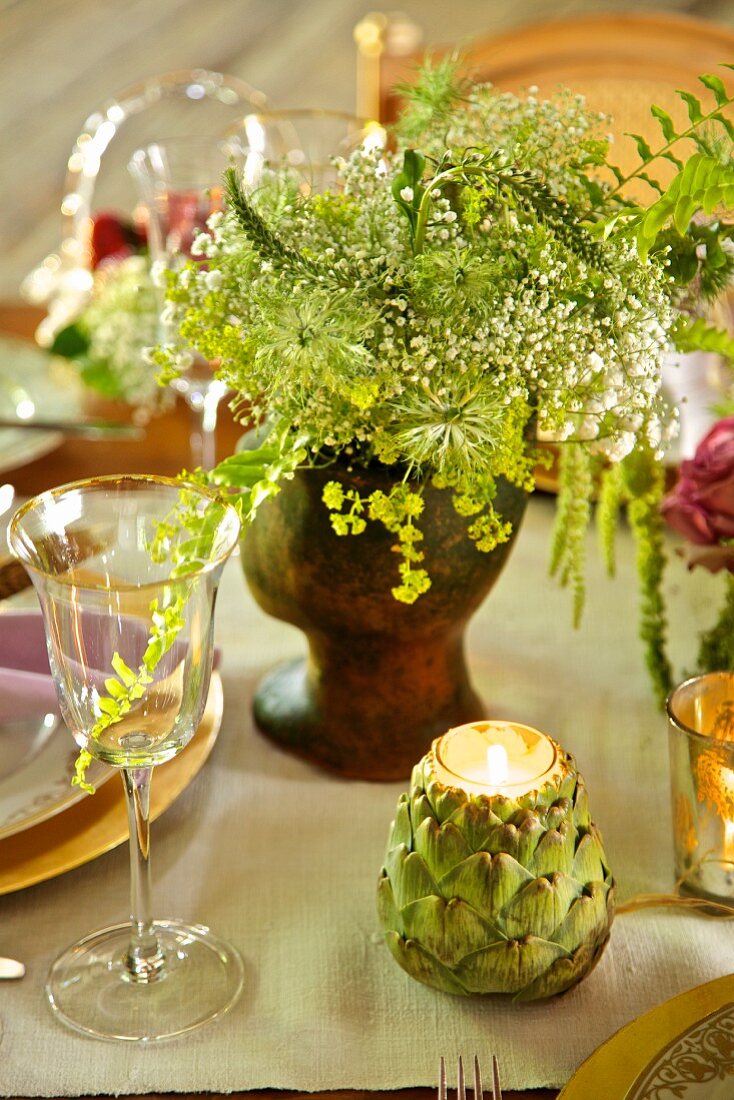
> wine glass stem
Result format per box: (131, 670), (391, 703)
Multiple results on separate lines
(122, 766), (165, 982)
(185, 382), (226, 469)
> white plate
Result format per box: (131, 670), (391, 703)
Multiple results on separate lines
(0, 334), (83, 474)
(0, 713), (111, 841)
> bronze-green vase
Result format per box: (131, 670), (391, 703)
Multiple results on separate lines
(241, 461), (527, 779)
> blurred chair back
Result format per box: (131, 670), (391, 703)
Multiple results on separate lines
(357, 12), (734, 176)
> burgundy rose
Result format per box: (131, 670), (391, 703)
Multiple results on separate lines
(90, 211), (146, 269)
(662, 417), (734, 572)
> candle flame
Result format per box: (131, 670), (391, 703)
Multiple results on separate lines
(486, 743), (509, 786)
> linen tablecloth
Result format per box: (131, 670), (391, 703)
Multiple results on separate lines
(1, 495), (732, 1094)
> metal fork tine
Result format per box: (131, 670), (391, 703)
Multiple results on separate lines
(438, 1056), (447, 1100)
(492, 1055), (502, 1100)
(457, 1055), (466, 1100)
(473, 1055), (483, 1100)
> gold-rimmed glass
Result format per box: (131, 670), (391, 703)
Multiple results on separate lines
(9, 474), (243, 1041)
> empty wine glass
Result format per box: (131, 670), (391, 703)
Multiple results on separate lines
(129, 139), (235, 469)
(227, 108), (386, 195)
(9, 474), (242, 1041)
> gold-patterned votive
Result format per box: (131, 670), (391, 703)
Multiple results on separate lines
(667, 672), (734, 907)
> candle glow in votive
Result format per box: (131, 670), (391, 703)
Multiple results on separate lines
(432, 719), (566, 797)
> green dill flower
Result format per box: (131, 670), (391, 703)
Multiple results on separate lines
(385, 376), (509, 477)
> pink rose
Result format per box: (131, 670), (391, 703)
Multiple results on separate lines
(662, 417), (734, 572)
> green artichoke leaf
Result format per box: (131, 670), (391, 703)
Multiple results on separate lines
(454, 935), (570, 995)
(527, 821), (576, 877)
(479, 821), (521, 860)
(440, 851), (534, 924)
(571, 829), (607, 885)
(484, 795), (516, 823)
(572, 781), (591, 829)
(413, 817), (473, 880)
(383, 931), (470, 995)
(512, 941), (602, 1002)
(401, 894), (505, 967)
(544, 800), (573, 832)
(447, 800), (505, 851)
(502, 872), (584, 942)
(558, 769), (579, 803)
(429, 782), (467, 823)
(410, 791), (439, 832)
(552, 881), (612, 952)
(515, 813), (546, 866)
(388, 797), (413, 852)
(376, 871), (404, 935)
(385, 847), (439, 908)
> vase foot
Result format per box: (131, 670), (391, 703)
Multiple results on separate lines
(252, 657), (486, 781)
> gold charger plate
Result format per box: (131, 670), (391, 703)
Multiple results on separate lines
(559, 973), (734, 1098)
(0, 672), (223, 895)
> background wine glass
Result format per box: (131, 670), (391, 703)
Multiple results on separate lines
(227, 108), (385, 196)
(9, 474), (242, 1042)
(129, 139), (235, 469)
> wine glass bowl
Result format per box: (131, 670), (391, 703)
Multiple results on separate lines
(129, 140), (235, 469)
(227, 108), (386, 195)
(9, 475), (243, 1041)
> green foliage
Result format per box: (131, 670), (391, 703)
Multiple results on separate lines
(72, 594), (186, 793)
(73, 486), (237, 792)
(596, 463), (624, 578)
(697, 574), (734, 672)
(549, 444), (594, 627)
(620, 449), (673, 707)
(672, 316), (734, 365)
(321, 479), (430, 603)
(156, 55), (734, 701)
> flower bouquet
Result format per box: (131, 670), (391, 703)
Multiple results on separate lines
(157, 59), (734, 703)
(45, 211), (164, 413)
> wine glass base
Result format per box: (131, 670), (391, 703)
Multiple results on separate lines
(46, 919), (244, 1042)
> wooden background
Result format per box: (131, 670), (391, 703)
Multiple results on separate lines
(2, 0), (734, 301)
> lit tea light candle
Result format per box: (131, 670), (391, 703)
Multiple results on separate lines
(432, 719), (567, 797)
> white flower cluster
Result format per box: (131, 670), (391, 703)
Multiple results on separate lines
(83, 256), (163, 408)
(161, 80), (675, 485)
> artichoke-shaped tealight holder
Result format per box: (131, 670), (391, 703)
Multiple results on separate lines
(377, 722), (615, 1002)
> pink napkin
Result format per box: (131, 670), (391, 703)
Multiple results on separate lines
(0, 611), (221, 722)
(0, 611), (59, 722)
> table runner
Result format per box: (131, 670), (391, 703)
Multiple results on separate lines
(1, 495), (732, 1095)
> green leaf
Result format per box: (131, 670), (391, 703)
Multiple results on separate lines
(673, 194), (699, 234)
(49, 322), (89, 359)
(699, 73), (729, 106)
(714, 112), (734, 142)
(673, 317), (734, 363)
(649, 105), (677, 143)
(626, 132), (653, 161)
(111, 652), (137, 687)
(677, 89), (704, 125)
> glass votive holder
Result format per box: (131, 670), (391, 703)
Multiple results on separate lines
(667, 672), (734, 907)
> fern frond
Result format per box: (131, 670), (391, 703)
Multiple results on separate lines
(605, 68), (734, 206)
(635, 154), (734, 257)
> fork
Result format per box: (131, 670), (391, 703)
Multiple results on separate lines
(439, 1055), (502, 1100)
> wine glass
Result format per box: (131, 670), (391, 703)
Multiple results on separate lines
(9, 474), (242, 1042)
(227, 108), (386, 195)
(129, 139), (234, 469)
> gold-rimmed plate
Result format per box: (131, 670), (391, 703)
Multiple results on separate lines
(559, 973), (734, 1098)
(0, 672), (223, 895)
